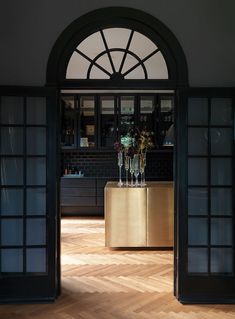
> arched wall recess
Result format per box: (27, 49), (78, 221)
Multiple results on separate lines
(46, 7), (188, 89)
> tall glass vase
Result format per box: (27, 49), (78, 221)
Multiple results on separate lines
(124, 154), (130, 186)
(133, 154), (140, 187)
(129, 157), (134, 186)
(117, 151), (123, 187)
(140, 152), (146, 186)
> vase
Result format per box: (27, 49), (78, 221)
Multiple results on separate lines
(140, 152), (146, 186)
(117, 151), (123, 187)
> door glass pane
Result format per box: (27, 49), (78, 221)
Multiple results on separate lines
(188, 218), (208, 245)
(120, 96), (135, 137)
(0, 96), (24, 124)
(211, 98), (233, 125)
(27, 158), (46, 185)
(188, 188), (208, 215)
(1, 249), (23, 272)
(27, 127), (46, 155)
(1, 188), (23, 215)
(27, 188), (46, 215)
(210, 128), (233, 155)
(188, 248), (208, 273)
(140, 96), (155, 131)
(26, 218), (46, 245)
(188, 98), (208, 125)
(188, 128), (208, 155)
(0, 158), (23, 185)
(80, 96), (95, 148)
(1, 219), (23, 245)
(188, 158), (208, 185)
(211, 158), (232, 185)
(211, 188), (232, 215)
(27, 97), (46, 125)
(100, 96), (115, 147)
(26, 248), (46, 272)
(211, 248), (233, 274)
(0, 127), (23, 155)
(211, 218), (232, 245)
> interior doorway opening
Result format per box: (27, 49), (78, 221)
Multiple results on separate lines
(46, 6), (188, 301)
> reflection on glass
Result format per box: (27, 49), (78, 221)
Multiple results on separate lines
(140, 96), (155, 132)
(0, 127), (23, 155)
(211, 158), (232, 185)
(26, 218), (46, 245)
(0, 158), (23, 185)
(188, 128), (208, 155)
(26, 248), (46, 273)
(210, 128), (233, 155)
(1, 249), (23, 272)
(120, 96), (135, 137)
(188, 158), (208, 185)
(211, 248), (233, 273)
(61, 96), (76, 148)
(188, 188), (208, 215)
(188, 218), (208, 245)
(80, 96), (95, 148)
(160, 96), (174, 146)
(100, 96), (115, 147)
(1, 219), (23, 246)
(188, 248), (208, 273)
(211, 218), (232, 245)
(0, 96), (24, 124)
(27, 127), (46, 155)
(1, 188), (23, 215)
(211, 98), (232, 125)
(27, 97), (46, 125)
(211, 188), (232, 215)
(188, 98), (208, 125)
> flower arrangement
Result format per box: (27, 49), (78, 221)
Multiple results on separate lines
(114, 127), (155, 156)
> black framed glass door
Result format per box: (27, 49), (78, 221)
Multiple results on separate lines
(175, 88), (235, 303)
(0, 86), (58, 302)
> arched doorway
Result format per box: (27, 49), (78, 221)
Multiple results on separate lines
(47, 6), (189, 302)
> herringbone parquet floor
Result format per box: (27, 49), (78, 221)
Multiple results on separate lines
(1, 217), (235, 318)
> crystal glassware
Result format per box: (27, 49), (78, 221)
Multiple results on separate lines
(117, 151), (123, 187)
(129, 157), (134, 186)
(139, 153), (146, 186)
(124, 154), (130, 186)
(133, 154), (140, 187)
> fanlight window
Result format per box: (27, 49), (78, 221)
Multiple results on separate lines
(66, 28), (168, 80)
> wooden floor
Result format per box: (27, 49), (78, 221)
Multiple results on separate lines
(1, 217), (235, 318)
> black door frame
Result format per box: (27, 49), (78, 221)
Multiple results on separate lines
(46, 6), (189, 301)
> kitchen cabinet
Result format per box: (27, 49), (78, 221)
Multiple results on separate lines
(60, 93), (174, 150)
(105, 181), (173, 247)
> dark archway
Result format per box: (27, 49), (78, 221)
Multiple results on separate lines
(46, 7), (188, 89)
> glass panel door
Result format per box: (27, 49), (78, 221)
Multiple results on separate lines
(100, 96), (116, 147)
(176, 88), (235, 303)
(0, 86), (58, 302)
(79, 96), (96, 148)
(119, 96), (135, 138)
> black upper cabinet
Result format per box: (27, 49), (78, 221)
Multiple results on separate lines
(60, 93), (174, 150)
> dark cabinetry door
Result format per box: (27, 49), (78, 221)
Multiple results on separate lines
(176, 88), (235, 303)
(0, 86), (58, 302)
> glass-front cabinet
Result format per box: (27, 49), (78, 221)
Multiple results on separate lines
(60, 92), (174, 150)
(79, 96), (96, 148)
(100, 96), (116, 148)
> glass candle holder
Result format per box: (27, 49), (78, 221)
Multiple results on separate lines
(133, 154), (140, 187)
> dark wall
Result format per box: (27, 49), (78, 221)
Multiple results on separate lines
(0, 0), (235, 86)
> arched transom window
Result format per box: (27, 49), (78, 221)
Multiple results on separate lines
(66, 28), (169, 80)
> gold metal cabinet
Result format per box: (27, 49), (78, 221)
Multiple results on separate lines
(147, 182), (173, 247)
(105, 182), (147, 247)
(105, 182), (173, 247)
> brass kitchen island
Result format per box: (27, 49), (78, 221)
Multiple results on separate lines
(105, 182), (173, 247)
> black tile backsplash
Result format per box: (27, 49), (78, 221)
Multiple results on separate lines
(61, 150), (173, 180)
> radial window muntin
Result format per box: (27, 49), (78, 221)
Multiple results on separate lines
(66, 28), (169, 80)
